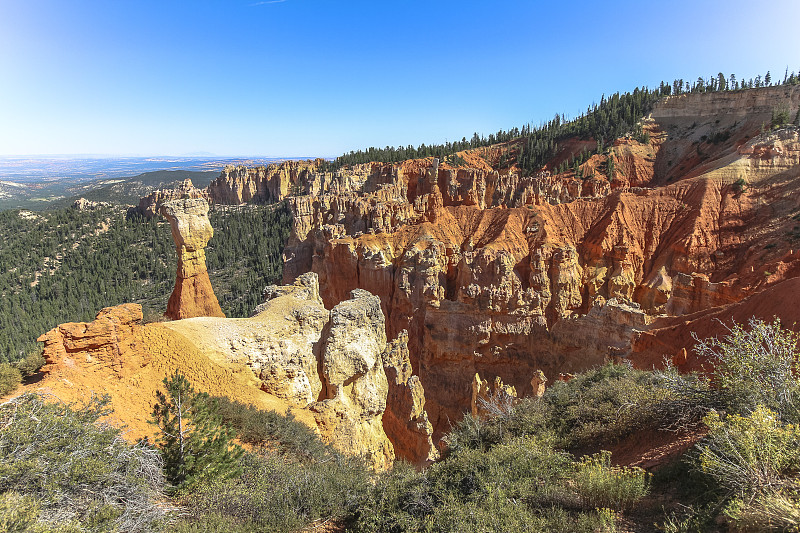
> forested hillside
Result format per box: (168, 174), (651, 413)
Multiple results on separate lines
(331, 70), (800, 174)
(57, 170), (220, 207)
(0, 203), (292, 361)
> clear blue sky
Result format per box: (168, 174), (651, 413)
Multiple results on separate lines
(1, 0), (798, 157)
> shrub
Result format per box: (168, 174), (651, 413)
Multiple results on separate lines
(354, 436), (617, 532)
(448, 362), (719, 454)
(573, 450), (651, 511)
(14, 348), (45, 377)
(538, 362), (664, 448)
(212, 395), (328, 461)
(0, 393), (167, 532)
(0, 492), (84, 533)
(694, 318), (800, 419)
(723, 490), (800, 532)
(174, 449), (369, 533)
(0, 363), (22, 395)
(697, 406), (800, 496)
(647, 363), (723, 431)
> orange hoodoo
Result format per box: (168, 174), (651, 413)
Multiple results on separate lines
(160, 198), (225, 320)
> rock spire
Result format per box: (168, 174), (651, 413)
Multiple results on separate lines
(160, 198), (225, 320)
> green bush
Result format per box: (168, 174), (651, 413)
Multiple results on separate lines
(535, 362), (673, 448)
(573, 450), (651, 511)
(212, 395), (328, 461)
(694, 318), (800, 420)
(0, 363), (22, 395)
(15, 348), (46, 377)
(697, 406), (800, 496)
(723, 490), (800, 532)
(174, 450), (369, 533)
(354, 436), (617, 532)
(447, 363), (719, 457)
(0, 492), (82, 533)
(0, 393), (166, 532)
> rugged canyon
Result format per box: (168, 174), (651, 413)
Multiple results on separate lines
(22, 85), (800, 463)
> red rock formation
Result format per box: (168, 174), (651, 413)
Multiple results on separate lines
(267, 86), (800, 439)
(37, 303), (143, 375)
(382, 330), (438, 467)
(161, 198), (225, 320)
(119, 86), (799, 447)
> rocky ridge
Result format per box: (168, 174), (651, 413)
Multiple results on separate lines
(32, 273), (436, 469)
(199, 85), (800, 440)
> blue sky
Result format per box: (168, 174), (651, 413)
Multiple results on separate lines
(1, 0), (798, 157)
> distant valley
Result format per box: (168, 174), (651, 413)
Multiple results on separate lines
(0, 156), (304, 210)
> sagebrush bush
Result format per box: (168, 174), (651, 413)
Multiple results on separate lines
(0, 362), (22, 395)
(212, 395), (328, 460)
(723, 490), (800, 532)
(174, 449), (369, 533)
(573, 450), (651, 511)
(697, 406), (800, 495)
(0, 393), (167, 532)
(695, 317), (800, 420)
(354, 435), (618, 532)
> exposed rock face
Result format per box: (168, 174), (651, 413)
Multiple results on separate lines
(255, 86), (800, 440)
(206, 161), (322, 205)
(32, 275), (432, 470)
(161, 198), (225, 320)
(310, 289), (394, 470)
(121, 86), (800, 458)
(37, 303), (143, 374)
(72, 197), (111, 210)
(137, 178), (207, 219)
(381, 330), (438, 467)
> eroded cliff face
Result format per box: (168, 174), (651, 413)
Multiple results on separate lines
(206, 160), (330, 205)
(31, 274), (435, 470)
(266, 86), (800, 440)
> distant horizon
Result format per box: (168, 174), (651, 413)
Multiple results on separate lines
(0, 154), (331, 160)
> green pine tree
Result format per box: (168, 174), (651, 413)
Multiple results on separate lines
(606, 156), (615, 180)
(150, 370), (243, 490)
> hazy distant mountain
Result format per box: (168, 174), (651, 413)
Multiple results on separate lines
(57, 170), (220, 207)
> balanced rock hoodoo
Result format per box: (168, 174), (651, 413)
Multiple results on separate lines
(160, 198), (225, 320)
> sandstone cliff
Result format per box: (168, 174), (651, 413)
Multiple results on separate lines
(30, 274), (434, 469)
(259, 86), (800, 440)
(206, 160), (324, 205)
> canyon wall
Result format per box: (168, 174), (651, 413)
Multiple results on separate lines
(260, 86), (800, 439)
(101, 85), (800, 457)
